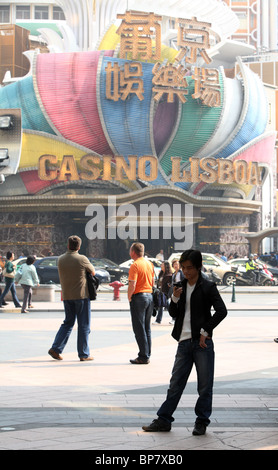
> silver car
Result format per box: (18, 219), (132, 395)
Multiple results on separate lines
(168, 252), (237, 286)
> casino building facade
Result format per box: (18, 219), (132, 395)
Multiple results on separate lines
(0, 0), (277, 261)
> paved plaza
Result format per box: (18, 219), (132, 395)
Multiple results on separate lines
(0, 287), (278, 451)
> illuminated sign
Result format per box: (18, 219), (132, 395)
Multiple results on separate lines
(38, 155), (263, 186)
(105, 12), (222, 107)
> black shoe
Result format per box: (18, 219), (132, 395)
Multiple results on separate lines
(130, 357), (150, 364)
(192, 422), (207, 436)
(142, 418), (171, 432)
(274, 338), (278, 343)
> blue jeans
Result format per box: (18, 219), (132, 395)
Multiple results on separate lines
(51, 299), (91, 358)
(0, 279), (21, 307)
(130, 293), (153, 361)
(157, 338), (215, 426)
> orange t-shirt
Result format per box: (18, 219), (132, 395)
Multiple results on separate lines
(128, 257), (154, 294)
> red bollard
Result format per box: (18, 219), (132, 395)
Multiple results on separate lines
(109, 280), (125, 301)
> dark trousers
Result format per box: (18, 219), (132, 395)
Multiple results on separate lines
(157, 338), (215, 426)
(21, 284), (32, 311)
(130, 293), (153, 361)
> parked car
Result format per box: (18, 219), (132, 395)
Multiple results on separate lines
(168, 252), (238, 286)
(89, 258), (129, 285)
(32, 256), (110, 285)
(13, 257), (42, 270)
(120, 257), (162, 279)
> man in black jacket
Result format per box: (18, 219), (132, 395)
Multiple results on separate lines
(142, 249), (227, 436)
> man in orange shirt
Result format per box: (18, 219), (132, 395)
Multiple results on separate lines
(128, 242), (154, 364)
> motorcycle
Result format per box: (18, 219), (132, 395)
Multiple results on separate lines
(235, 266), (275, 286)
(202, 267), (222, 285)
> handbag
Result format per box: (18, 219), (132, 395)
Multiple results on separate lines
(86, 271), (99, 300)
(3, 266), (15, 278)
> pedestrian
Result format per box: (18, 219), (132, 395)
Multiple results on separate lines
(16, 255), (39, 313)
(128, 242), (155, 364)
(0, 251), (21, 309)
(168, 259), (185, 325)
(156, 249), (164, 261)
(171, 258), (184, 287)
(142, 249), (227, 436)
(48, 235), (95, 362)
(153, 261), (172, 325)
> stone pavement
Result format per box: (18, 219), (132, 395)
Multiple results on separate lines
(0, 287), (278, 451)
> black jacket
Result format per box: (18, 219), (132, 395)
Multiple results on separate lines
(169, 273), (227, 342)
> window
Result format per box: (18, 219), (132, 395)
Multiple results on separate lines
(0, 6), (10, 23)
(16, 5), (31, 20)
(34, 6), (49, 20)
(40, 258), (57, 267)
(53, 6), (65, 21)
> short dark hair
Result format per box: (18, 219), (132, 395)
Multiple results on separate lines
(68, 235), (81, 251)
(6, 251), (13, 260)
(26, 256), (36, 265)
(130, 242), (144, 256)
(163, 261), (171, 274)
(179, 250), (202, 270)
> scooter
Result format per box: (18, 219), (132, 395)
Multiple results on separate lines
(235, 266), (275, 286)
(202, 267), (222, 285)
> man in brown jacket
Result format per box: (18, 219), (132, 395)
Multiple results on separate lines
(48, 235), (95, 361)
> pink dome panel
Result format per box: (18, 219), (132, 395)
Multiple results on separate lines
(35, 51), (114, 155)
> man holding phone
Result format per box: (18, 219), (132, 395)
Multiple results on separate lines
(142, 249), (227, 436)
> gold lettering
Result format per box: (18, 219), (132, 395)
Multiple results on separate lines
(58, 155), (79, 181)
(190, 157), (200, 183)
(247, 162), (261, 185)
(138, 156), (158, 181)
(234, 160), (248, 185)
(115, 155), (137, 180)
(170, 157), (191, 182)
(199, 157), (217, 183)
(38, 154), (58, 181)
(218, 159), (234, 184)
(79, 155), (101, 180)
(102, 155), (113, 181)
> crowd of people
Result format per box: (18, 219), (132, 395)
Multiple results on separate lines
(0, 251), (39, 313)
(2, 240), (277, 437)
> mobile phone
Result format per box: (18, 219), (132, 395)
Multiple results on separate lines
(173, 281), (182, 288)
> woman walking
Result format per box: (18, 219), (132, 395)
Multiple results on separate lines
(0, 251), (21, 309)
(153, 261), (172, 324)
(17, 256), (39, 313)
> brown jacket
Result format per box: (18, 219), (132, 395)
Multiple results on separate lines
(58, 250), (94, 300)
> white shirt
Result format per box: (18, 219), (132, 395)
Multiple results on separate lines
(179, 283), (195, 342)
(171, 282), (209, 340)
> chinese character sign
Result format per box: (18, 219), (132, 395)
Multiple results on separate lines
(104, 12), (222, 108)
(105, 61), (144, 101)
(152, 63), (189, 103)
(192, 68), (221, 107)
(175, 16), (214, 65)
(116, 10), (162, 61)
